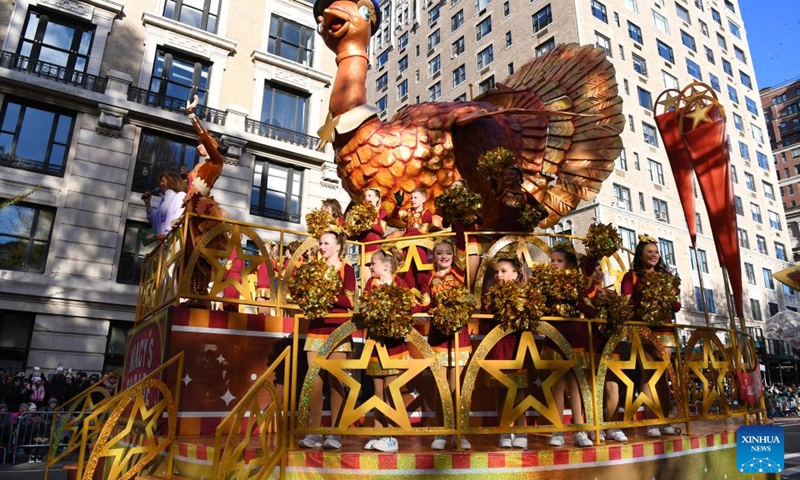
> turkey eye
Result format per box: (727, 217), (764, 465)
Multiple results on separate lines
(358, 5), (371, 20)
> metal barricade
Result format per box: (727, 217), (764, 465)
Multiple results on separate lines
(11, 412), (58, 463)
(0, 412), (12, 464)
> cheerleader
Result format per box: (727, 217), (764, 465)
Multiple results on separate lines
(391, 188), (433, 288)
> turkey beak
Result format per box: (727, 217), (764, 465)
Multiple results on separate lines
(323, 8), (350, 38)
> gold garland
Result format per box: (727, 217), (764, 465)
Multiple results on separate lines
(595, 290), (634, 337)
(477, 147), (517, 180)
(638, 271), (681, 325)
(343, 202), (378, 238)
(286, 258), (342, 319)
(517, 203), (544, 232)
(305, 208), (335, 239)
(433, 184), (482, 224)
(528, 263), (583, 317)
(430, 285), (476, 335)
(584, 222), (623, 259)
(484, 281), (545, 332)
(354, 283), (415, 340)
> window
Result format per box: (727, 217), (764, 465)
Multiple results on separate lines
(427, 29), (441, 50)
(663, 70), (678, 89)
(657, 40), (674, 63)
(652, 11), (669, 34)
(733, 112), (743, 131)
(769, 210), (782, 230)
(397, 79), (408, 99)
(709, 73), (720, 93)
(700, 19), (708, 36)
(763, 180), (775, 199)
(734, 46), (746, 63)
(731, 165), (738, 183)
(637, 87), (653, 109)
(478, 76), (495, 94)
(681, 30), (696, 51)
(376, 72), (388, 91)
(428, 4), (440, 26)
(508, 62), (514, 75)
(592, 0), (608, 22)
(751, 202), (762, 223)
(653, 197), (669, 222)
(649, 158), (664, 184)
(696, 212), (703, 234)
(776, 242), (788, 261)
(764, 268), (775, 290)
(132, 131), (200, 192)
(676, 3), (691, 23)
(377, 50), (389, 68)
(716, 33), (728, 51)
(164, 0), (220, 32)
(750, 298), (762, 321)
(734, 195), (743, 216)
(705, 46), (715, 63)
(724, 0), (736, 13)
(117, 221), (157, 285)
(722, 59), (733, 76)
(628, 21), (643, 44)
(744, 171), (755, 191)
(476, 0), (490, 11)
(505, 31), (512, 47)
(149, 49), (211, 105)
(639, 192), (645, 210)
(451, 9), (464, 31)
(261, 82), (308, 133)
(728, 85), (739, 104)
(756, 235), (768, 254)
(0, 201), (55, 273)
(428, 81), (442, 101)
(452, 37), (465, 57)
(0, 98), (74, 176)
(594, 31), (611, 56)
(477, 45), (494, 69)
(619, 226), (637, 251)
(694, 288), (716, 313)
(711, 8), (721, 24)
(268, 16), (314, 66)
(428, 54), (441, 77)
(535, 37), (556, 57)
(17, 9), (96, 81)
(624, 0), (638, 13)
(751, 124), (764, 144)
(0, 310), (35, 371)
(740, 71), (752, 89)
(251, 158), (303, 222)
(613, 184), (632, 211)
(658, 238), (676, 266)
(739, 228), (750, 249)
(504, 1), (510, 16)
(532, 5), (553, 33)
(453, 64), (466, 87)
(476, 17), (492, 40)
(376, 95), (387, 113)
(740, 142), (751, 162)
(399, 32), (409, 50)
(643, 122), (658, 146)
(616, 149), (628, 171)
(745, 97), (758, 115)
(686, 58), (702, 80)
(690, 247), (709, 273)
(398, 55), (409, 73)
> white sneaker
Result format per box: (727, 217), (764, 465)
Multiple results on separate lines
(607, 429), (627, 442)
(431, 435), (447, 450)
(573, 431), (593, 448)
(646, 427), (661, 438)
(588, 430), (605, 442)
(660, 425), (677, 435)
(373, 437), (399, 453)
(548, 432), (565, 447)
(298, 434), (323, 448)
(364, 436), (378, 450)
(499, 434), (512, 448)
(323, 435), (342, 449)
(28, 458), (35, 463)
(453, 436), (471, 450)
(512, 435), (528, 449)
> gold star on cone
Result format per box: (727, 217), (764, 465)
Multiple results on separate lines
(479, 330), (573, 427)
(315, 339), (433, 430)
(685, 103), (713, 130)
(658, 92), (679, 112)
(605, 328), (670, 422)
(686, 336), (731, 415)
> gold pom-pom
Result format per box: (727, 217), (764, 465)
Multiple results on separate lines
(638, 271), (681, 325)
(286, 258), (342, 319)
(434, 184), (482, 224)
(595, 290), (634, 337)
(477, 147), (517, 180)
(430, 285), (476, 335)
(354, 283), (415, 339)
(343, 202), (378, 238)
(584, 223), (623, 258)
(484, 281), (545, 332)
(305, 208), (334, 239)
(517, 203), (544, 232)
(528, 263), (583, 317)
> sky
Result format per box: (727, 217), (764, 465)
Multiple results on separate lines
(739, 0), (800, 89)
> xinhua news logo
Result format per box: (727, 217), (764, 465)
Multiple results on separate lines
(736, 425), (784, 473)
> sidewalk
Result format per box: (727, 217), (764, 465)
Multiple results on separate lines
(0, 461), (68, 480)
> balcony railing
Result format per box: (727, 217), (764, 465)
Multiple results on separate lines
(249, 205), (301, 223)
(0, 154), (64, 176)
(126, 86), (227, 126)
(244, 118), (319, 150)
(0, 51), (107, 93)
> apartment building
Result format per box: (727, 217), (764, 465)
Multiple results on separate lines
(365, 0), (793, 359)
(761, 77), (800, 262)
(0, 0), (349, 374)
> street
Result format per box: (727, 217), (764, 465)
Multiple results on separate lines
(776, 417), (800, 479)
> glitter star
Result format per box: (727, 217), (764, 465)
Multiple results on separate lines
(685, 103), (713, 130)
(658, 92), (679, 112)
(216, 354), (226, 364)
(686, 334), (731, 415)
(480, 330), (573, 427)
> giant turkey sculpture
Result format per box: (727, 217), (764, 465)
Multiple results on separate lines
(314, 0), (625, 228)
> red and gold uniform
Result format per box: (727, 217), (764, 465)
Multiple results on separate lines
(495, 189), (538, 233)
(365, 275), (412, 376)
(419, 266), (471, 367)
(620, 271), (681, 347)
(304, 262), (356, 352)
(359, 208), (388, 253)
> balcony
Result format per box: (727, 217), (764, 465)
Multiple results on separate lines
(244, 118), (319, 150)
(126, 86), (227, 126)
(0, 51), (107, 93)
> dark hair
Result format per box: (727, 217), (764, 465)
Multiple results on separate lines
(631, 240), (671, 274)
(494, 257), (522, 281)
(551, 245), (578, 269)
(580, 255), (601, 277)
(322, 199), (344, 220)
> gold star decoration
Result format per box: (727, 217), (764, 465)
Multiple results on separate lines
(685, 103), (714, 130)
(604, 328), (671, 422)
(204, 232), (266, 301)
(479, 330), (574, 427)
(316, 112), (339, 151)
(685, 335), (731, 415)
(315, 338), (433, 430)
(658, 92), (679, 112)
